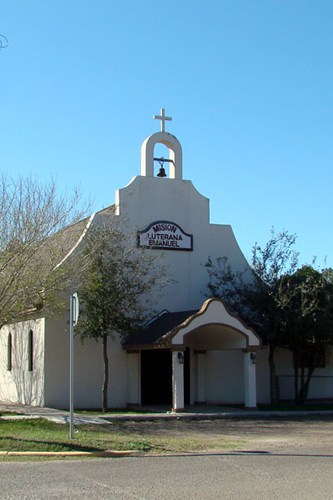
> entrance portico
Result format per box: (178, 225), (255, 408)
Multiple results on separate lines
(124, 298), (261, 411)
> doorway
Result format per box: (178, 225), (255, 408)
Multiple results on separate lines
(141, 348), (191, 406)
(141, 349), (172, 405)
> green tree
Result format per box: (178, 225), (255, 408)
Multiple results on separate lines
(206, 229), (299, 403)
(277, 265), (333, 402)
(77, 225), (164, 412)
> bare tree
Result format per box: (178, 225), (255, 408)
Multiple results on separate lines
(0, 174), (87, 326)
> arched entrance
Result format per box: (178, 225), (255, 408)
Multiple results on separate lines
(170, 299), (261, 411)
(124, 298), (261, 411)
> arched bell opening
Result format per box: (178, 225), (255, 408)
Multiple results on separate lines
(141, 132), (183, 179)
(153, 143), (171, 178)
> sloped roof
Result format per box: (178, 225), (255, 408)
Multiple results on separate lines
(123, 309), (197, 349)
(44, 217), (91, 261)
(40, 205), (115, 269)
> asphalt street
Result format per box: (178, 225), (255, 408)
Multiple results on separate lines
(0, 452), (333, 499)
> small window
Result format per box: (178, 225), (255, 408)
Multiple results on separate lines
(7, 333), (12, 371)
(28, 330), (33, 372)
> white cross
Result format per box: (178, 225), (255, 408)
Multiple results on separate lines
(153, 108), (172, 132)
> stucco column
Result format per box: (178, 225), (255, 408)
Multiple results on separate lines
(243, 351), (257, 408)
(172, 350), (185, 412)
(196, 351), (206, 403)
(127, 351), (141, 406)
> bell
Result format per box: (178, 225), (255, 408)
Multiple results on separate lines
(157, 166), (167, 177)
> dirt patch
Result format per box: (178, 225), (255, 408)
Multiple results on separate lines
(111, 415), (333, 455)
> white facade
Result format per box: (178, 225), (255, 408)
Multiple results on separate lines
(1, 111), (333, 409)
(0, 319), (45, 405)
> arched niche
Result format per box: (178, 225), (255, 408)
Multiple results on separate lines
(141, 132), (183, 179)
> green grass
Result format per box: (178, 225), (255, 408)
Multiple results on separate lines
(0, 418), (241, 455)
(0, 412), (22, 417)
(0, 419), (99, 452)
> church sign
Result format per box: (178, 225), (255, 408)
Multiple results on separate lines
(137, 221), (193, 251)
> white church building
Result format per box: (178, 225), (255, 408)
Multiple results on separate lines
(1, 109), (333, 410)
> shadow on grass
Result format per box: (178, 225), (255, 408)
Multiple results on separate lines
(0, 436), (102, 453)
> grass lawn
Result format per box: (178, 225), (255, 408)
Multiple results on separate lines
(0, 418), (241, 455)
(0, 412), (22, 417)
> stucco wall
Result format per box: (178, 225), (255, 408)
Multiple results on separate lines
(275, 346), (333, 401)
(204, 350), (244, 404)
(0, 318), (45, 405)
(114, 175), (251, 314)
(44, 316), (129, 409)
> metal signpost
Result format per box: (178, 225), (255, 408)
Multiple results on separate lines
(69, 293), (79, 439)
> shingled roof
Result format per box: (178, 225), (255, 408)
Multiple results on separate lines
(123, 309), (198, 349)
(39, 205), (115, 269)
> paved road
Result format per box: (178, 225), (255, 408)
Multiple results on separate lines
(0, 452), (333, 499)
(1, 415), (332, 499)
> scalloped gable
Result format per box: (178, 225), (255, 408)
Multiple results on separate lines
(170, 298), (261, 348)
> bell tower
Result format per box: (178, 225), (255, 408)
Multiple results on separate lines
(141, 108), (183, 180)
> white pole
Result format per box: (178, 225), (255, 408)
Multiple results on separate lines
(69, 294), (75, 439)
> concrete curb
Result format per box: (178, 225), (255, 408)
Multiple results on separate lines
(0, 450), (139, 457)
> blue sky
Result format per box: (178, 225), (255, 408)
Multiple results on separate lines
(1, 1), (332, 267)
